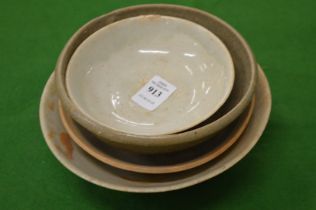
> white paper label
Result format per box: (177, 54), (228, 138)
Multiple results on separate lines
(132, 75), (177, 111)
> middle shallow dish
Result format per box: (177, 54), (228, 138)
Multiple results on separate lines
(58, 97), (255, 174)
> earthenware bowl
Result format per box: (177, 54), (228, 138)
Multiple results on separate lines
(66, 15), (235, 136)
(55, 4), (257, 153)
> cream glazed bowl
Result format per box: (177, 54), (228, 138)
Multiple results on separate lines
(55, 4), (257, 153)
(66, 15), (235, 136)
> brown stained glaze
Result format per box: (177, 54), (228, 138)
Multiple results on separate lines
(59, 132), (73, 159)
(48, 130), (55, 140)
(55, 144), (63, 154)
(47, 101), (55, 111)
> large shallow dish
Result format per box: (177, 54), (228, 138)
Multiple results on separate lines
(41, 66), (270, 193)
(58, 97), (254, 174)
(66, 15), (235, 136)
(55, 4), (257, 153)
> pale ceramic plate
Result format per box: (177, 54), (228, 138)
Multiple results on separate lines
(58, 97), (255, 174)
(40, 66), (270, 193)
(66, 15), (234, 135)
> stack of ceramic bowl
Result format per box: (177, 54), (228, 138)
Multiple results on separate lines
(40, 4), (271, 193)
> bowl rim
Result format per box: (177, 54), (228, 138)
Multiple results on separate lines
(55, 4), (257, 148)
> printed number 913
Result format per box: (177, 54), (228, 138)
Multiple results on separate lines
(148, 86), (162, 97)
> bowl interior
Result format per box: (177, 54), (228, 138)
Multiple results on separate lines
(66, 15), (234, 135)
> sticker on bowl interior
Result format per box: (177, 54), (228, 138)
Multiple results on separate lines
(132, 75), (176, 111)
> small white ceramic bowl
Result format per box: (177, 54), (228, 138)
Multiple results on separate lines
(66, 15), (234, 136)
